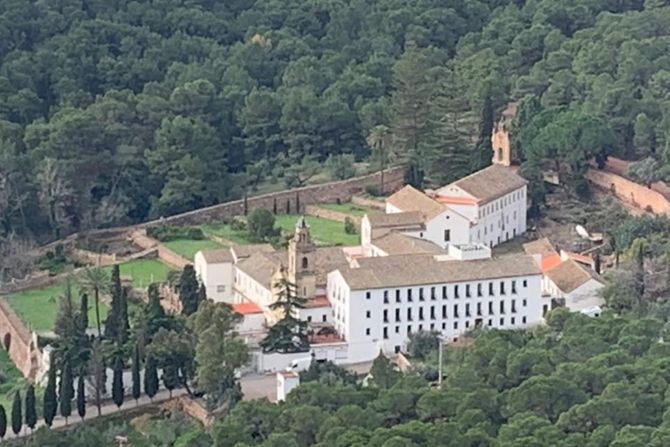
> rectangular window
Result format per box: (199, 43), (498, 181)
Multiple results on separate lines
(395, 326), (400, 333)
(430, 306), (436, 320)
(407, 325), (412, 335)
(477, 283), (483, 297)
(307, 316), (312, 322)
(217, 285), (226, 293)
(522, 316), (527, 324)
(500, 301), (505, 314)
(431, 287), (436, 300)
(383, 309), (388, 323)
(523, 299), (527, 307)
(453, 304), (459, 318)
(500, 282), (506, 295)
(488, 319), (492, 326)
(407, 289), (413, 302)
(489, 282), (494, 296)
(511, 281), (517, 294)
(511, 300), (517, 313)
(322, 315), (327, 322)
(466, 284), (471, 298)
(366, 310), (371, 318)
(430, 323), (435, 330)
(419, 288), (424, 301)
(454, 285), (460, 298)
(489, 301), (494, 315)
(365, 328), (370, 336)
(366, 291), (371, 299)
(465, 321), (470, 329)
(453, 321), (458, 330)
(442, 286), (447, 299)
(442, 305), (447, 319)
(465, 303), (471, 317)
(511, 317), (516, 325)
(543, 304), (548, 316)
(477, 302), (482, 316)
(419, 307), (424, 321)
(444, 229), (451, 242)
(419, 324), (423, 331)
(442, 322), (446, 330)
(499, 318), (504, 326)
(395, 308), (401, 322)
(523, 280), (528, 287)
(407, 308), (413, 321)
(383, 290), (389, 303)
(383, 327), (388, 339)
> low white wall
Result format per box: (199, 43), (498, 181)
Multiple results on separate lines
(254, 342), (349, 373)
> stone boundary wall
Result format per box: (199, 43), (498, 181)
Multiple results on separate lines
(351, 195), (386, 210)
(139, 167), (404, 227)
(586, 169), (670, 214)
(69, 248), (118, 267)
(0, 298), (39, 378)
(304, 205), (362, 225)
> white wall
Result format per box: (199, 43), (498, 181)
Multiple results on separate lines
(565, 280), (604, 312)
(298, 306), (332, 324)
(471, 186), (527, 247)
(237, 313), (266, 334)
(254, 343), (350, 373)
(234, 268), (274, 311)
(403, 209), (471, 249)
(194, 253), (234, 303)
(329, 270), (543, 363)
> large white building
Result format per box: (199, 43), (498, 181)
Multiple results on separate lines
(384, 164), (528, 249)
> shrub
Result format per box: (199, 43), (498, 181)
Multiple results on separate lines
(344, 217), (357, 235)
(229, 218), (247, 232)
(147, 224), (205, 242)
(247, 209), (279, 242)
(364, 184), (380, 197)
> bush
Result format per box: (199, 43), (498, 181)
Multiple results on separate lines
(247, 209), (279, 242)
(364, 184), (380, 197)
(229, 218), (247, 232)
(147, 224), (205, 242)
(344, 217), (358, 235)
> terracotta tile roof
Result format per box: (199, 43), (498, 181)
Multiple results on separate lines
(199, 248), (233, 263)
(386, 185), (445, 221)
(366, 211), (425, 229)
(339, 253), (541, 290)
(305, 295), (330, 308)
(237, 251), (285, 289)
(233, 301), (263, 315)
(541, 253), (562, 272)
(523, 238), (558, 257)
(545, 259), (601, 294)
(562, 251), (593, 266)
(447, 164), (527, 204)
(371, 232), (446, 256)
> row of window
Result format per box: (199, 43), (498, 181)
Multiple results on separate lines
(364, 315), (530, 338)
(479, 189), (525, 219)
(368, 299), (528, 322)
(366, 280), (529, 303)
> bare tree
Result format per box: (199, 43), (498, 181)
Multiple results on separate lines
(36, 158), (74, 239)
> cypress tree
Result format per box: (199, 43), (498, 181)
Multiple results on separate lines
(11, 390), (21, 435)
(144, 356), (159, 401)
(112, 356), (124, 408)
(59, 361), (73, 424)
(272, 197), (277, 214)
(243, 191), (248, 215)
(295, 192), (300, 213)
(43, 364), (57, 427)
(118, 288), (129, 343)
(286, 198), (291, 214)
(104, 265), (122, 339)
(79, 293), (89, 330)
(162, 364), (179, 398)
(132, 344), (141, 404)
(198, 283), (207, 306)
(179, 265), (201, 315)
(147, 283), (166, 321)
(90, 339), (105, 416)
(77, 372), (86, 420)
(24, 384), (36, 432)
(0, 405), (6, 439)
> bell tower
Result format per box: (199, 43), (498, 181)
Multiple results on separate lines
(491, 102), (517, 167)
(288, 217), (316, 298)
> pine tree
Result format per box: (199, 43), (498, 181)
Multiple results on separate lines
(54, 280), (78, 338)
(473, 93), (495, 171)
(147, 283), (166, 321)
(112, 356), (124, 408)
(0, 405), (6, 439)
(390, 41), (433, 188)
(77, 372), (86, 420)
(24, 385), (36, 432)
(43, 363), (58, 427)
(11, 390), (21, 435)
(369, 351), (400, 389)
(132, 344), (141, 404)
(79, 293), (89, 331)
(260, 278), (309, 353)
(144, 356), (159, 401)
(104, 265), (122, 339)
(179, 265), (201, 315)
(60, 361), (73, 424)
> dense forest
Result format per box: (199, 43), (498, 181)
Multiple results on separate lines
(2, 0), (668, 246)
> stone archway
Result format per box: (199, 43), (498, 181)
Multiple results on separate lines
(3, 333), (11, 351)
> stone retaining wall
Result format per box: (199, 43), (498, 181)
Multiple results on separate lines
(586, 169), (670, 214)
(0, 298), (40, 378)
(69, 248), (118, 267)
(351, 195), (386, 210)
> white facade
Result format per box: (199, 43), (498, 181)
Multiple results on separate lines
(403, 209), (472, 249)
(543, 276), (604, 312)
(470, 186), (527, 247)
(298, 305), (333, 324)
(234, 269), (274, 310)
(328, 269), (543, 364)
(194, 252), (234, 303)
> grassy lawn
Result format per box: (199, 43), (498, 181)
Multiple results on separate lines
(163, 238), (224, 260)
(117, 259), (173, 288)
(6, 281), (109, 333)
(0, 348), (25, 409)
(275, 215), (360, 246)
(200, 223), (253, 245)
(318, 202), (382, 217)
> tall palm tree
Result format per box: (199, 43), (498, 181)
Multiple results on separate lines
(366, 125), (392, 195)
(81, 267), (109, 337)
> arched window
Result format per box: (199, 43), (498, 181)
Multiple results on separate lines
(302, 257), (308, 269)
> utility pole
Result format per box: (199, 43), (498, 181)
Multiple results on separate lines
(437, 337), (443, 388)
